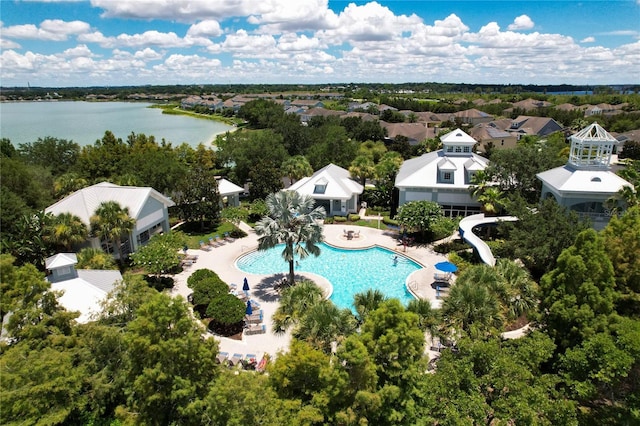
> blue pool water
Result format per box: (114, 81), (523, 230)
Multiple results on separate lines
(236, 243), (421, 311)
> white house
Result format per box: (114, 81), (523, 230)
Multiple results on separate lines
(537, 123), (633, 229)
(46, 253), (122, 323)
(395, 128), (489, 217)
(288, 163), (364, 216)
(45, 182), (175, 258)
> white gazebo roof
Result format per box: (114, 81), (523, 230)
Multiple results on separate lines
(45, 253), (78, 270)
(218, 178), (244, 196)
(571, 122), (619, 143)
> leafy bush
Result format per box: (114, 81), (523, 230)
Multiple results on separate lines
(383, 217), (399, 226)
(430, 217), (460, 241)
(434, 239), (469, 254)
(333, 216), (347, 222)
(187, 268), (219, 288)
(206, 293), (246, 324)
(348, 214), (361, 222)
(324, 217), (335, 224)
(229, 228), (248, 239)
(191, 278), (229, 307)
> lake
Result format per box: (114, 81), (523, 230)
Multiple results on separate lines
(0, 101), (235, 148)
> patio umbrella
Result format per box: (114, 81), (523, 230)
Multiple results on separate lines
(246, 300), (253, 316)
(434, 261), (458, 273)
(243, 277), (250, 296)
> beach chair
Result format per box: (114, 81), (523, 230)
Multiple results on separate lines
(199, 240), (211, 251)
(245, 324), (266, 335)
(242, 354), (258, 370)
(214, 235), (226, 245)
(353, 230), (360, 238)
(256, 354), (269, 372)
(224, 232), (236, 242)
(245, 312), (263, 325)
(228, 353), (243, 367)
(216, 351), (229, 364)
(208, 236), (221, 248)
(249, 299), (261, 309)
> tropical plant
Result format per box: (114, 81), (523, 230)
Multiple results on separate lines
(76, 247), (117, 270)
(53, 172), (88, 198)
(349, 154), (376, 187)
(255, 191), (326, 285)
(130, 231), (186, 277)
(90, 201), (136, 262)
(271, 280), (323, 334)
(45, 212), (88, 252)
(292, 300), (357, 354)
(396, 200), (444, 238)
(353, 289), (386, 324)
(281, 155), (313, 185)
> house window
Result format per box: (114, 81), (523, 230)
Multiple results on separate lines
(455, 146), (462, 153)
(463, 146), (470, 153)
(442, 172), (452, 182)
(446, 146), (454, 153)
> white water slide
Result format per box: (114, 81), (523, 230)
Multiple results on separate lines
(458, 214), (518, 266)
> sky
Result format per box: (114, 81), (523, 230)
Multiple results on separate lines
(1, 0), (639, 87)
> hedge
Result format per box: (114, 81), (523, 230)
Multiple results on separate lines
(206, 293), (247, 325)
(187, 268), (220, 288)
(191, 278), (229, 307)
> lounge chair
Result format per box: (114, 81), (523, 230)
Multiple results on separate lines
(245, 324), (266, 335)
(248, 299), (261, 309)
(224, 232), (236, 242)
(242, 354), (258, 370)
(353, 230), (360, 238)
(214, 235), (226, 245)
(256, 354), (269, 372)
(216, 351), (229, 364)
(208, 236), (221, 248)
(245, 312), (263, 324)
(180, 259), (193, 268)
(184, 254), (198, 262)
(199, 240), (211, 251)
(228, 353), (243, 367)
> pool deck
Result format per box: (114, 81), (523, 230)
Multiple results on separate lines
(170, 222), (454, 361)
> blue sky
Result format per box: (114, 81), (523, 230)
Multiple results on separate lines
(1, 0), (639, 87)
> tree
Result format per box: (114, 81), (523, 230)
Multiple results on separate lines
(476, 186), (505, 216)
(292, 300), (357, 354)
(601, 206), (640, 316)
(282, 155), (313, 185)
(539, 229), (617, 351)
(17, 136), (80, 177)
(248, 159), (284, 200)
(353, 289), (387, 325)
(441, 266), (504, 340)
(75, 247), (117, 270)
(374, 151), (403, 209)
(349, 154), (376, 187)
(174, 165), (220, 230)
(53, 172), (88, 199)
(255, 191), (326, 286)
(119, 293), (219, 425)
(500, 197), (589, 280)
(90, 201), (136, 262)
(271, 280), (324, 334)
(130, 232), (186, 277)
(44, 212), (88, 252)
(395, 200), (444, 239)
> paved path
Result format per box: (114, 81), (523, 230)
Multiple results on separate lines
(171, 221), (454, 361)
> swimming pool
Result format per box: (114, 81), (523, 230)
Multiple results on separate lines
(236, 243), (422, 311)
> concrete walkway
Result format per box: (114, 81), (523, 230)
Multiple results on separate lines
(170, 221), (453, 361)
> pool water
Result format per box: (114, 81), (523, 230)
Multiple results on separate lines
(236, 243), (421, 311)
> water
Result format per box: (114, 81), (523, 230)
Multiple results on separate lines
(237, 243), (421, 311)
(0, 101), (234, 148)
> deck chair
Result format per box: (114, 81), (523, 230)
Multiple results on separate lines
(228, 353), (243, 367)
(214, 234), (226, 245)
(208, 236), (220, 248)
(199, 240), (211, 251)
(245, 324), (266, 335)
(224, 232), (236, 242)
(242, 354), (258, 369)
(216, 351), (229, 364)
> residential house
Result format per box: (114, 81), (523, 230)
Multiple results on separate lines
(470, 123), (518, 152)
(288, 163), (364, 216)
(490, 115), (564, 140)
(381, 122), (437, 146)
(453, 108), (494, 126)
(299, 107), (345, 124)
(395, 128), (489, 217)
(46, 253), (122, 323)
(509, 98), (553, 111)
(537, 123), (632, 229)
(45, 182), (175, 258)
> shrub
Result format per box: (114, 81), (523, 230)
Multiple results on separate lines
(187, 268), (219, 288)
(334, 216), (347, 222)
(434, 239), (469, 254)
(348, 214), (361, 222)
(191, 278), (229, 307)
(383, 217), (399, 226)
(229, 228), (248, 239)
(324, 217), (335, 224)
(206, 293), (246, 324)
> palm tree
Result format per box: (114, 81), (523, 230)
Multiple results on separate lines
(271, 280), (323, 334)
(90, 201), (136, 262)
(493, 258), (538, 320)
(76, 247), (117, 270)
(441, 265), (504, 340)
(469, 170), (491, 200)
(53, 173), (87, 199)
(349, 155), (376, 187)
(281, 155), (313, 186)
(292, 301), (357, 354)
(477, 187), (505, 216)
(353, 289), (386, 324)
(46, 212), (88, 252)
(407, 298), (440, 339)
(255, 191), (326, 286)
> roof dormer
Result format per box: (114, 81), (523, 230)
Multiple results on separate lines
(440, 128), (477, 156)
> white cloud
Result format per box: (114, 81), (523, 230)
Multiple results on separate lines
(2, 20), (90, 41)
(187, 20), (223, 38)
(581, 36), (596, 43)
(249, 0), (339, 33)
(62, 44), (95, 58)
(507, 15), (534, 31)
(1, 38), (21, 49)
(221, 30), (278, 54)
(277, 33), (323, 52)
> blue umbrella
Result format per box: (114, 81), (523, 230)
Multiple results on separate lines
(243, 277), (250, 292)
(435, 261), (458, 273)
(246, 300), (253, 315)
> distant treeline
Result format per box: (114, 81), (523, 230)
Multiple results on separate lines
(2, 82), (639, 101)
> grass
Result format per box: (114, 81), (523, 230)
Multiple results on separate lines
(149, 104), (244, 126)
(176, 222), (239, 249)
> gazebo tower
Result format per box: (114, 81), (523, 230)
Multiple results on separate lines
(536, 123), (632, 229)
